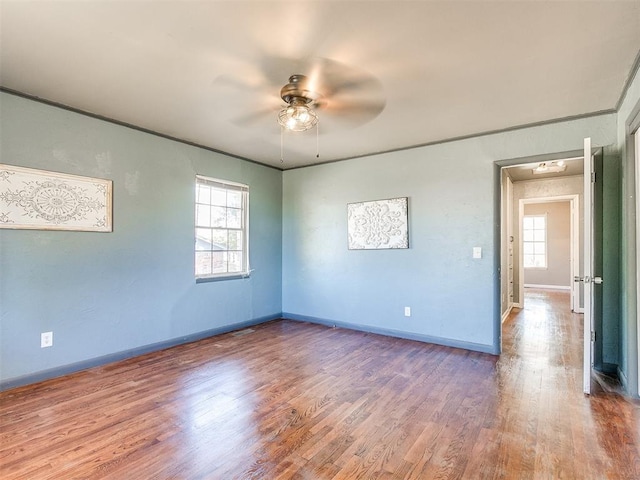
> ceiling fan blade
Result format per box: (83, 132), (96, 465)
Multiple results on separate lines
(258, 56), (315, 88)
(323, 100), (386, 114)
(316, 97), (386, 128)
(310, 58), (384, 98)
(324, 77), (383, 97)
(212, 71), (282, 128)
(232, 106), (280, 128)
(254, 55), (384, 100)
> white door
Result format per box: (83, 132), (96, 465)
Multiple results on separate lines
(571, 198), (581, 313)
(582, 137), (603, 394)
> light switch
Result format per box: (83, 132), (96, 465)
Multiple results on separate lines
(473, 247), (482, 259)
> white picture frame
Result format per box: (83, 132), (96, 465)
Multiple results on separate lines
(347, 197), (408, 250)
(0, 164), (113, 232)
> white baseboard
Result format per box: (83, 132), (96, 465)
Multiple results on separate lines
(524, 284), (571, 290)
(512, 302), (523, 308)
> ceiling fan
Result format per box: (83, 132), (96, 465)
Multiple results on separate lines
(220, 56), (386, 133)
(215, 56), (386, 162)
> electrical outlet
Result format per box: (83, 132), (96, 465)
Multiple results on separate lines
(41, 331), (53, 348)
(404, 306), (411, 317)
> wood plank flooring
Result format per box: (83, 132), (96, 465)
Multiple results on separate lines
(1, 289), (639, 479)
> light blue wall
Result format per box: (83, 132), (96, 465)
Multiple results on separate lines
(1, 84), (633, 392)
(283, 114), (616, 354)
(617, 63), (640, 397)
(0, 93), (283, 386)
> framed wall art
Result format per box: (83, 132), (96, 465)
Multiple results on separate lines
(0, 164), (113, 232)
(347, 197), (408, 250)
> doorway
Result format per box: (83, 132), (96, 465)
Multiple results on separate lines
(518, 196), (581, 314)
(500, 157), (584, 317)
(497, 151), (589, 387)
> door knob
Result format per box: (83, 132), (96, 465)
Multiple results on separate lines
(593, 276), (603, 285)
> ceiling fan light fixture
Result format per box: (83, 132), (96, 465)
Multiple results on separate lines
(277, 74), (323, 163)
(532, 161), (567, 175)
(278, 102), (318, 132)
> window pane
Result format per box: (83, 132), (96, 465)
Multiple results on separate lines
(524, 215), (546, 269)
(228, 251), (243, 273)
(197, 184), (210, 204)
(210, 188), (227, 206)
(211, 229), (228, 251)
(211, 206), (227, 228)
(524, 255), (534, 267)
(523, 217), (533, 229)
(228, 230), (242, 250)
(195, 228), (213, 251)
(195, 252), (212, 276)
(196, 205), (211, 227)
(212, 251), (227, 274)
(228, 190), (242, 208)
(227, 208), (241, 228)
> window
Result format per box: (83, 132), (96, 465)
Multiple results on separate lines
(523, 214), (546, 268)
(195, 176), (249, 279)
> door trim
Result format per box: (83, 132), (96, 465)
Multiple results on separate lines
(518, 195), (580, 313)
(635, 130), (640, 393)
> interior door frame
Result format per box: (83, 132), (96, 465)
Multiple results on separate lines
(506, 175), (515, 314)
(624, 98), (640, 397)
(500, 172), (515, 321)
(635, 130), (640, 392)
(583, 138), (594, 394)
(495, 149), (585, 358)
(518, 195), (580, 312)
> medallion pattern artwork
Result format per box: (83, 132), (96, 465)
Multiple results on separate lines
(348, 196), (408, 249)
(0, 164), (112, 231)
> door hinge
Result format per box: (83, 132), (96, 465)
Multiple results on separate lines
(591, 331), (596, 342)
(591, 172), (596, 183)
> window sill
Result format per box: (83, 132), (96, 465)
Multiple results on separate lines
(196, 273), (251, 283)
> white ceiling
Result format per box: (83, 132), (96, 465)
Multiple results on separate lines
(1, 1), (639, 170)
(506, 156), (583, 182)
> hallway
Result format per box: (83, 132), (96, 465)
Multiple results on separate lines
(500, 288), (639, 478)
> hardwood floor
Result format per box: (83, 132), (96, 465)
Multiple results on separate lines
(1, 290), (638, 479)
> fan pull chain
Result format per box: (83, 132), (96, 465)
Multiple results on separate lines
(280, 126), (284, 163)
(280, 122), (319, 163)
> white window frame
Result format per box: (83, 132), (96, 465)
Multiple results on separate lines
(523, 213), (547, 269)
(195, 175), (249, 281)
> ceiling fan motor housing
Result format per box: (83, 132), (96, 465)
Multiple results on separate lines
(280, 74), (321, 105)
